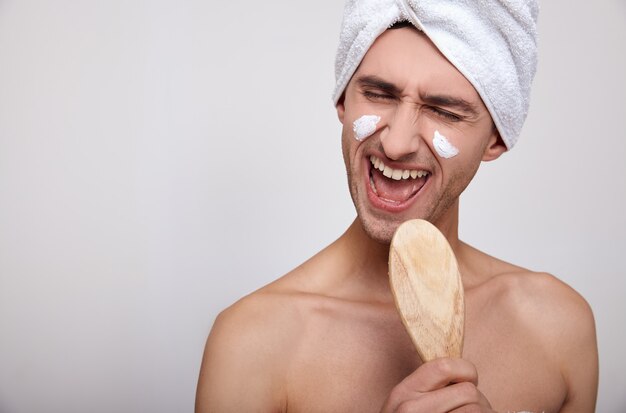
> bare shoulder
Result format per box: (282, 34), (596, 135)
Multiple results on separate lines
(464, 245), (596, 341)
(208, 286), (304, 357)
(487, 269), (596, 349)
(195, 236), (346, 412)
(195, 284), (305, 413)
(480, 263), (599, 411)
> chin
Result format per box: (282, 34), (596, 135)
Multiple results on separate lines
(355, 194), (451, 246)
(356, 210), (407, 245)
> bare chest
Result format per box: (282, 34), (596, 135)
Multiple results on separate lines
(285, 307), (417, 413)
(284, 303), (566, 413)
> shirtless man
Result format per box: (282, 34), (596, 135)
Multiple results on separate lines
(196, 1), (598, 412)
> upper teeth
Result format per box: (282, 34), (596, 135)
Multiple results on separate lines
(369, 155), (429, 181)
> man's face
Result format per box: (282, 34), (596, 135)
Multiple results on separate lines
(336, 27), (506, 244)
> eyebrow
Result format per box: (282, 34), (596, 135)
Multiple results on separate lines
(355, 74), (480, 117)
(421, 94), (480, 117)
(355, 75), (401, 95)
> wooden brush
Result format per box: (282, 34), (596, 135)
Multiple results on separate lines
(389, 219), (465, 361)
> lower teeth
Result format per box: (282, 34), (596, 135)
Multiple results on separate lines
(369, 174), (378, 195)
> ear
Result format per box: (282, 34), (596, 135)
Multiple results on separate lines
(482, 127), (507, 162)
(336, 93), (346, 124)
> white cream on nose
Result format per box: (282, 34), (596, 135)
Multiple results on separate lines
(353, 115), (381, 141)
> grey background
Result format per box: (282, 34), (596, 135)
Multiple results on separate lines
(0, 0), (624, 412)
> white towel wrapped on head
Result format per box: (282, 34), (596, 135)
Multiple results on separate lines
(332, 0), (539, 150)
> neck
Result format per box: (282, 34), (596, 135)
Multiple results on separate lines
(432, 201), (462, 253)
(336, 200), (462, 301)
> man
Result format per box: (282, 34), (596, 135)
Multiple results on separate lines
(196, 0), (598, 412)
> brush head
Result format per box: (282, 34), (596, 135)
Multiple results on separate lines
(389, 219), (465, 361)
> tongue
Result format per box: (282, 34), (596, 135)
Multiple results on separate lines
(372, 169), (424, 203)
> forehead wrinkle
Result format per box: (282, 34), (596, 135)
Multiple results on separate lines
(359, 30), (474, 94)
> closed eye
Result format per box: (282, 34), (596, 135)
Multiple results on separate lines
(363, 90), (394, 101)
(427, 106), (462, 122)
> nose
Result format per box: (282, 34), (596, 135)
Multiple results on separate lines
(379, 103), (421, 161)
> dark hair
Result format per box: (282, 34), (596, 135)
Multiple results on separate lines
(388, 20), (415, 30)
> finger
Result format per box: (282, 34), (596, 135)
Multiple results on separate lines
(448, 404), (491, 413)
(380, 358), (480, 413)
(400, 358), (478, 393)
(394, 381), (486, 413)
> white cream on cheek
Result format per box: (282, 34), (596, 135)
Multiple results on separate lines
(432, 130), (459, 159)
(353, 115), (381, 141)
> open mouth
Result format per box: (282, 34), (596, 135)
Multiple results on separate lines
(366, 155), (430, 211)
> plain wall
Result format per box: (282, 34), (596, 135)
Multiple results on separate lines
(0, 1), (624, 412)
